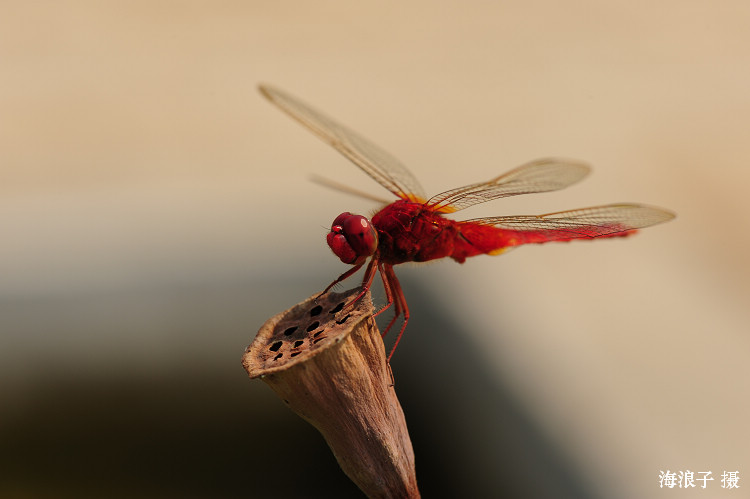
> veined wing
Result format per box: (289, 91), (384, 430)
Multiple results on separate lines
(461, 203), (675, 243)
(426, 158), (590, 213)
(259, 85), (426, 203)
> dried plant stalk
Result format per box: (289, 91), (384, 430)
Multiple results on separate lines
(242, 288), (419, 498)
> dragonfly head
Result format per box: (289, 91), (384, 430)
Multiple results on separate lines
(327, 212), (378, 265)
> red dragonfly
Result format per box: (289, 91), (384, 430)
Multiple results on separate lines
(259, 85), (675, 360)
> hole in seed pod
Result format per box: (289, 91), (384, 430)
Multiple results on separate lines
(330, 302), (345, 314)
(269, 341), (283, 352)
(313, 330), (324, 338)
(273, 353), (283, 361)
(312, 337), (326, 344)
(293, 340), (304, 348)
(336, 314), (351, 325)
(310, 305), (323, 316)
(290, 352), (301, 357)
(306, 321), (320, 332)
(283, 326), (297, 336)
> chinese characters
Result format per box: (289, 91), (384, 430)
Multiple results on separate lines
(659, 470), (740, 490)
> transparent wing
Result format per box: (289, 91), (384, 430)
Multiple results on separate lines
(259, 85), (426, 202)
(426, 158), (590, 213)
(462, 203), (675, 242)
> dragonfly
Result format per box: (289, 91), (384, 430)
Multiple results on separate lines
(259, 85), (675, 361)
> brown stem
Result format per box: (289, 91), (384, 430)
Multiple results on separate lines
(242, 288), (419, 498)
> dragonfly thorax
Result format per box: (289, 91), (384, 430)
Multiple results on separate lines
(326, 212), (379, 265)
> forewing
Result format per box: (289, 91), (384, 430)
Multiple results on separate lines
(426, 158), (590, 213)
(259, 85), (426, 202)
(462, 203), (675, 242)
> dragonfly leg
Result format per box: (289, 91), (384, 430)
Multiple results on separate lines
(341, 257), (379, 310)
(382, 264), (409, 362)
(373, 261), (394, 319)
(320, 262), (365, 297)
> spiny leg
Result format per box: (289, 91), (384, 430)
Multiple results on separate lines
(318, 257), (380, 315)
(382, 265), (410, 362)
(373, 261), (394, 320)
(318, 258), (409, 361)
(319, 262), (365, 298)
(343, 256), (380, 310)
(375, 262), (399, 331)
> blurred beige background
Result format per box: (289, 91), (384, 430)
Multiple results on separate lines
(1, 1), (748, 498)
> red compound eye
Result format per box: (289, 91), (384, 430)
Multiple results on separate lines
(326, 213), (378, 265)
